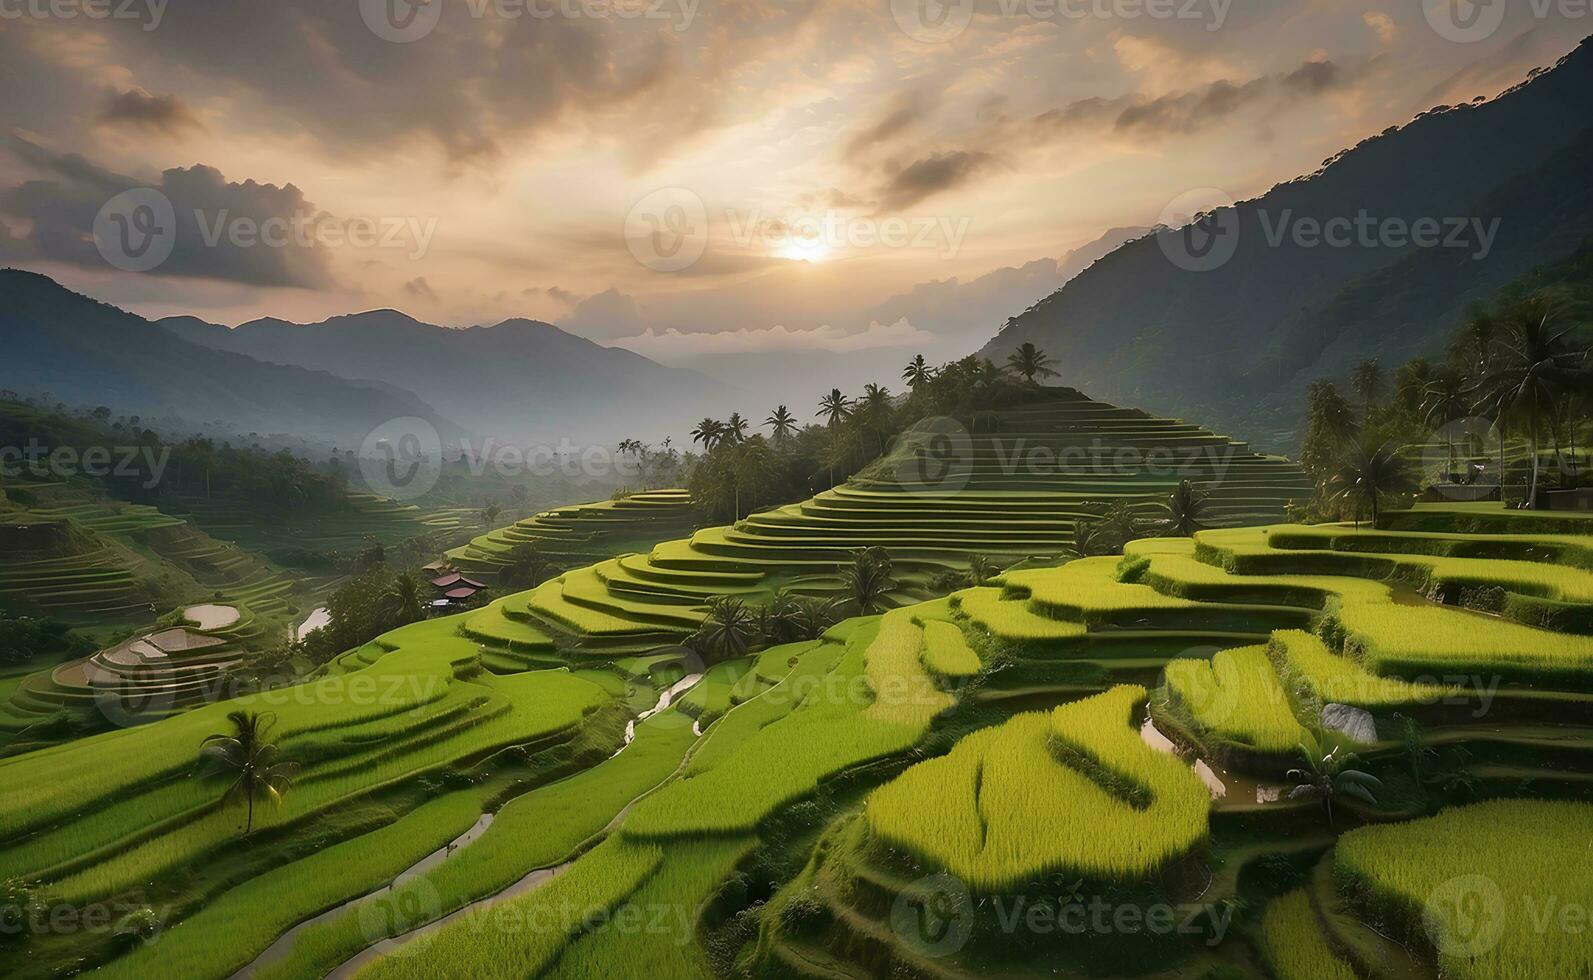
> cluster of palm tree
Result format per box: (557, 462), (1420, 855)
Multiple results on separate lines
(1070, 481), (1215, 556)
(1300, 292), (1590, 514)
(678, 346), (1064, 524)
(688, 591), (842, 663)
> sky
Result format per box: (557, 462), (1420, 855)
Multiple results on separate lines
(0, 0), (1587, 380)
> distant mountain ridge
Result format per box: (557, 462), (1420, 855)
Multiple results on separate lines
(0, 270), (458, 447)
(161, 309), (738, 443)
(980, 36), (1593, 449)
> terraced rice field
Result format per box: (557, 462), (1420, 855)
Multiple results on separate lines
(7, 428), (1593, 978)
(501, 390), (1309, 654)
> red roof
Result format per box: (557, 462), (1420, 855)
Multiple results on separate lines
(445, 587), (480, 600)
(432, 573), (486, 590)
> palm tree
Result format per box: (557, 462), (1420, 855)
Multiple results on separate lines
(690, 597), (757, 662)
(902, 354), (933, 390)
(384, 571), (427, 626)
(723, 412), (750, 445)
(1350, 358), (1383, 421)
(1422, 371), (1470, 480)
(480, 502), (503, 528)
(1328, 439), (1419, 527)
(842, 547), (896, 615)
(691, 418), (724, 452)
(503, 542), (558, 590)
(966, 554), (1000, 587)
(1162, 480), (1210, 537)
(816, 389), (854, 487)
(1006, 342), (1058, 385)
(199, 711), (300, 837)
(732, 435), (776, 519)
(765, 405), (798, 447)
(1287, 728), (1383, 826)
(861, 384), (893, 455)
(1478, 297), (1582, 504)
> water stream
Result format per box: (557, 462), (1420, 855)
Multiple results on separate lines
(1140, 718), (1286, 804)
(233, 670), (706, 979)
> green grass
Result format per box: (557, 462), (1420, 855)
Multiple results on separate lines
(919, 619), (981, 678)
(1335, 799), (1593, 978)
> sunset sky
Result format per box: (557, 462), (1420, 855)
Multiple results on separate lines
(0, 1), (1585, 373)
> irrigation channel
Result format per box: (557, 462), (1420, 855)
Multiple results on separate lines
(232, 669), (706, 979)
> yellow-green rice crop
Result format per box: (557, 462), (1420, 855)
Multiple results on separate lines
(1335, 799), (1593, 978)
(1333, 596), (1593, 682)
(1260, 889), (1357, 980)
(1008, 558), (1197, 618)
(354, 836), (664, 980)
(1164, 646), (1304, 752)
(866, 686), (1209, 890)
(919, 619), (981, 678)
(1268, 630), (1455, 708)
(954, 587), (1082, 641)
(863, 609), (954, 726)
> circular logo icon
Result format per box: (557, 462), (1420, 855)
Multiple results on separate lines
(893, 416), (974, 495)
(1155, 188), (1240, 273)
(890, 873), (974, 958)
(85, 656), (182, 729)
(890, 0), (975, 43)
(1165, 646), (1239, 727)
(1423, 0), (1506, 43)
(360, 0), (443, 43)
(639, 645), (708, 732)
(94, 188), (177, 273)
(625, 187), (709, 273)
(358, 876), (443, 957)
(359, 417), (443, 502)
(1420, 416), (1501, 498)
(1423, 874), (1505, 959)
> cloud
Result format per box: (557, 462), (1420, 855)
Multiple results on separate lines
(98, 89), (203, 136)
(1363, 11), (1399, 45)
(1282, 60), (1341, 95)
(877, 151), (997, 211)
(1, 136), (333, 288)
(845, 93), (927, 160)
(403, 277), (437, 301)
(1114, 77), (1271, 136)
(614, 318), (935, 358)
(559, 287), (647, 341)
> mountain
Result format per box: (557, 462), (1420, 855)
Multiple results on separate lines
(161, 309), (739, 444)
(0, 270), (457, 446)
(980, 37), (1593, 450)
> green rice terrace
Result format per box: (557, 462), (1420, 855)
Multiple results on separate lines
(490, 389), (1311, 656)
(4, 485), (1592, 978)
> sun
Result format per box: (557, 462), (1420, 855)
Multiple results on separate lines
(775, 238), (831, 263)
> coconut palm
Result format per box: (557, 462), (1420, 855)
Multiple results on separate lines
(1162, 480), (1210, 537)
(842, 547), (896, 615)
(723, 412), (750, 445)
(502, 542), (558, 590)
(765, 405), (798, 447)
(1328, 439), (1419, 527)
(199, 711), (300, 837)
(816, 389), (855, 487)
(1350, 358), (1383, 421)
(383, 571), (427, 626)
(1300, 381), (1361, 486)
(1006, 343), (1058, 385)
(1287, 728), (1383, 826)
(1422, 371), (1470, 479)
(689, 597), (758, 663)
(902, 354), (933, 389)
(691, 418), (724, 452)
(1477, 297), (1583, 504)
(732, 435), (776, 519)
(861, 383), (893, 455)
